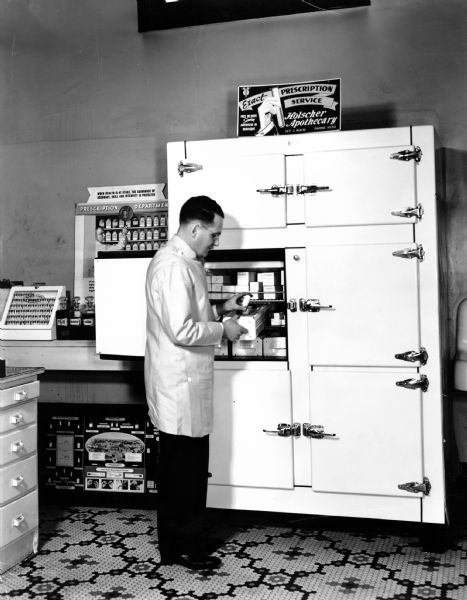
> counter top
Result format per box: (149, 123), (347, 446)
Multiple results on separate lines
(0, 366), (45, 389)
(0, 340), (142, 371)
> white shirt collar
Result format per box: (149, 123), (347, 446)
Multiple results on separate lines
(172, 234), (197, 260)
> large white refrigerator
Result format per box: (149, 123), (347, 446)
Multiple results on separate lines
(95, 125), (447, 524)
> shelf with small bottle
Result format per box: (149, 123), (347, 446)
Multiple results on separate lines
(97, 212), (168, 253)
(98, 213), (167, 231)
(56, 295), (95, 340)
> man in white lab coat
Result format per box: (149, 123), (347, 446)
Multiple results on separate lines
(145, 196), (247, 570)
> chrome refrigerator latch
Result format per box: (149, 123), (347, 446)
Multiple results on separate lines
(302, 424), (336, 439)
(263, 423), (301, 437)
(299, 299), (334, 312)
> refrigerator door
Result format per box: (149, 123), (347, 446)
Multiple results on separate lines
(168, 140), (287, 231)
(305, 239), (421, 367)
(210, 369), (293, 489)
(303, 146), (419, 227)
(94, 257), (151, 357)
(309, 369), (423, 497)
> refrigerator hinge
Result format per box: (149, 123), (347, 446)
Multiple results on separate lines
(395, 347), (428, 365)
(391, 205), (424, 220)
(392, 244), (425, 261)
(398, 477), (431, 496)
(178, 160), (203, 177)
(395, 374), (429, 392)
(390, 146), (423, 163)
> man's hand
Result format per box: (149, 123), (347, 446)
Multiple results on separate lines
(223, 315), (248, 342)
(218, 293), (249, 317)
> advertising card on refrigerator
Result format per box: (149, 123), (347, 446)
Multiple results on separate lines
(238, 79), (341, 137)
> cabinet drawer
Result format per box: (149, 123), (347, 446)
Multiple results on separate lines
(0, 381), (40, 410)
(0, 424), (37, 466)
(0, 455), (37, 506)
(0, 401), (37, 434)
(0, 490), (38, 547)
(0, 527), (38, 574)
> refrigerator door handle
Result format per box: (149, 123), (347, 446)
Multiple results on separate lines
(296, 184), (331, 194)
(263, 423), (301, 437)
(256, 185), (294, 196)
(299, 298), (334, 312)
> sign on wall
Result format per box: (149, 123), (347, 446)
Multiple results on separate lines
(74, 183), (167, 301)
(237, 78), (341, 137)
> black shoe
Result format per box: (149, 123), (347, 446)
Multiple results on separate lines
(161, 553), (222, 570)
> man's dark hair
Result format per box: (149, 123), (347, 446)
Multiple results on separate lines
(179, 196), (224, 225)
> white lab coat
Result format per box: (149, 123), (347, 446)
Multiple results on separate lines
(144, 235), (224, 437)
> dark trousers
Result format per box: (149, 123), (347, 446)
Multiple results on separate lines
(157, 431), (210, 560)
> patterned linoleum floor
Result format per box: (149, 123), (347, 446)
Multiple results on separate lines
(2, 497), (467, 600)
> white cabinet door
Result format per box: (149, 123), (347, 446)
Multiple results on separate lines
(309, 370), (423, 497)
(95, 257), (151, 357)
(306, 242), (421, 367)
(303, 146), (419, 227)
(210, 369), (294, 489)
(171, 140), (287, 230)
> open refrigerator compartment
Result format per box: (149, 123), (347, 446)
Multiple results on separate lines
(0, 286), (66, 340)
(205, 252), (287, 361)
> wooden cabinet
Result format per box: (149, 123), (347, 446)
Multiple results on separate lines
(0, 368), (43, 573)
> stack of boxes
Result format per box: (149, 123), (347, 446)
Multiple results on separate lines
(206, 273), (233, 300)
(233, 305), (268, 357)
(206, 269), (286, 358)
(205, 270), (284, 301)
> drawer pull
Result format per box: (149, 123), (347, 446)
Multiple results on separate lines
(14, 390), (28, 401)
(10, 413), (25, 425)
(11, 475), (24, 487)
(11, 441), (25, 453)
(12, 514), (25, 527)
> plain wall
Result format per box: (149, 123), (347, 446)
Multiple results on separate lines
(1, 0), (467, 357)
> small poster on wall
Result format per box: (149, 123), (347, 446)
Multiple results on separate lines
(74, 183), (167, 301)
(237, 78), (341, 137)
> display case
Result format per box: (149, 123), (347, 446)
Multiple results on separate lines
(38, 403), (158, 504)
(95, 211), (168, 252)
(0, 286), (66, 341)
